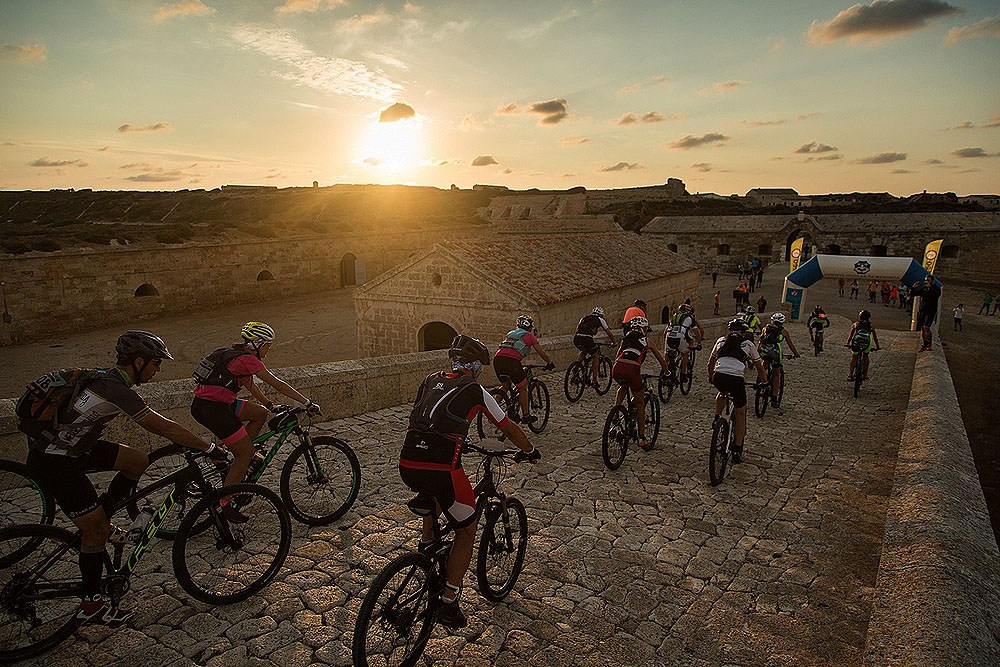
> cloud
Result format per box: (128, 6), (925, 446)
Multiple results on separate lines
(528, 98), (569, 124)
(29, 156), (86, 167)
(691, 163), (713, 172)
(118, 122), (171, 133)
(599, 162), (643, 172)
(650, 74), (671, 86)
(460, 114), (488, 131)
(697, 80), (746, 96)
(923, 158), (944, 164)
(275, 0), (348, 14)
(119, 162), (157, 170)
(617, 82), (641, 96)
(496, 102), (520, 115)
(126, 170), (186, 182)
(958, 168), (982, 173)
(0, 43), (47, 62)
(666, 133), (731, 150)
(362, 157), (382, 166)
(509, 7), (583, 42)
(379, 102), (415, 122)
(341, 7), (392, 31)
(616, 111), (682, 125)
(472, 155), (499, 166)
(403, 3), (423, 13)
(742, 112), (821, 127)
(852, 152), (908, 164)
(230, 24), (402, 102)
(96, 146), (110, 152)
(561, 135), (591, 145)
(804, 154), (844, 161)
(954, 121), (975, 129)
(153, 0), (217, 22)
(419, 157), (449, 167)
(981, 113), (1000, 128)
(807, 0), (962, 45)
(365, 51), (408, 69)
(892, 169), (916, 173)
(945, 14), (1000, 44)
(503, 168), (514, 174)
(793, 141), (838, 154)
(951, 147), (995, 157)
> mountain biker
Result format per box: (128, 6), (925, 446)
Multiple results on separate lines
(574, 306), (617, 388)
(622, 299), (647, 336)
(707, 319), (768, 463)
(24, 331), (224, 626)
(493, 315), (555, 424)
(806, 306), (830, 352)
(741, 305), (762, 341)
(846, 310), (881, 381)
(611, 316), (670, 451)
(399, 335), (539, 629)
(757, 313), (799, 407)
(191, 322), (321, 522)
(664, 302), (703, 378)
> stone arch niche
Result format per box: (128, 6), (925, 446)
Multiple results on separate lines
(667, 243), (678, 253)
(784, 229), (814, 262)
(871, 244), (888, 257)
(418, 321), (457, 352)
(717, 243), (730, 256)
(256, 270), (275, 281)
(942, 244), (959, 259)
(134, 283), (159, 298)
(340, 253), (365, 287)
(825, 244), (842, 255)
(661, 306), (671, 324)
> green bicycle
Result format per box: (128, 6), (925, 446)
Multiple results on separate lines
(602, 373), (661, 470)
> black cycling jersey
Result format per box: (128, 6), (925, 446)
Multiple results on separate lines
(716, 333), (750, 363)
(576, 314), (606, 337)
(616, 330), (647, 364)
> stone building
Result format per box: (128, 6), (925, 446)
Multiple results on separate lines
(642, 211), (1000, 284)
(353, 232), (700, 358)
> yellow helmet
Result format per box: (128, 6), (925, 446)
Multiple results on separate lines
(241, 321), (275, 347)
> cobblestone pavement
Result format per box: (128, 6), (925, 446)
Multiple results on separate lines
(16, 321), (916, 667)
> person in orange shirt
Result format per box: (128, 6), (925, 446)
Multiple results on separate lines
(622, 299), (646, 336)
(713, 291), (720, 315)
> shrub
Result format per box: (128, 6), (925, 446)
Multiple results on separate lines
(1, 240), (31, 254)
(31, 238), (61, 252)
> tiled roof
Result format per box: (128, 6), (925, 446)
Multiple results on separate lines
(440, 232), (699, 305)
(644, 212), (1000, 234)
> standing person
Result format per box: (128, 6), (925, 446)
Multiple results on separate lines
(622, 299), (647, 337)
(713, 290), (720, 316)
(756, 265), (764, 288)
(838, 277), (845, 297)
(899, 284), (909, 310)
(707, 319), (768, 464)
(711, 269), (718, 287)
(738, 265), (745, 281)
(850, 279), (860, 299)
(493, 315), (555, 423)
(880, 282), (891, 307)
(399, 335), (539, 628)
(191, 322), (321, 521)
(611, 316), (670, 451)
(748, 271), (756, 294)
(574, 306), (617, 386)
(911, 275), (942, 352)
(890, 285), (898, 306)
(978, 293), (993, 315)
(993, 296), (1000, 316)
(953, 304), (964, 331)
(868, 280), (878, 303)
(756, 295), (767, 314)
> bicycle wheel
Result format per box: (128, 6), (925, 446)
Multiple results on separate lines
(595, 356), (613, 395)
(602, 405), (630, 470)
(0, 524), (83, 662)
(527, 381), (549, 433)
(172, 483), (290, 604)
(643, 393), (660, 449)
(775, 367), (785, 408)
(814, 336), (821, 356)
(0, 460), (55, 561)
(680, 351), (696, 395)
(854, 372), (863, 398)
(563, 362), (585, 403)
(127, 445), (218, 540)
(476, 498), (528, 602)
(352, 552), (436, 667)
(279, 436), (361, 526)
(709, 418), (730, 486)
(477, 389), (509, 440)
(754, 374), (769, 418)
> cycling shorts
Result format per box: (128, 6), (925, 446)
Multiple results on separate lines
(573, 334), (599, 356)
(26, 440), (122, 519)
(712, 372), (747, 409)
(760, 346), (782, 365)
(398, 465), (476, 529)
(665, 335), (689, 354)
(191, 397), (248, 445)
(493, 354), (527, 386)
(611, 361), (643, 393)
(916, 309), (937, 329)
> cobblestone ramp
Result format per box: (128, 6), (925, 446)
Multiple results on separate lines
(20, 324), (916, 667)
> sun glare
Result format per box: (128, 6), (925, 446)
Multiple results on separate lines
(357, 119), (423, 176)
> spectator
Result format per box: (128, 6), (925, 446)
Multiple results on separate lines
(993, 296), (999, 316)
(756, 266), (764, 288)
(868, 280), (878, 303)
(899, 284), (909, 310)
(838, 277), (845, 297)
(953, 304), (964, 331)
(748, 271), (756, 294)
(711, 270), (718, 287)
(890, 285), (898, 306)
(738, 265), (745, 281)
(756, 295), (767, 313)
(850, 279), (859, 299)
(979, 293), (993, 315)
(714, 291), (720, 316)
(911, 275), (941, 352)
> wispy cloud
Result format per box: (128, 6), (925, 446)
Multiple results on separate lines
(0, 43), (47, 63)
(852, 152), (907, 164)
(153, 0), (217, 22)
(892, 169), (916, 173)
(691, 163), (713, 172)
(983, 113), (1000, 128)
(365, 51), (408, 69)
(340, 7), (392, 32)
(616, 74), (671, 96)
(561, 135), (591, 145)
(616, 111), (683, 125)
(126, 170), (187, 182)
(362, 156), (382, 166)
(923, 158), (944, 164)
(742, 112), (820, 127)
(808, 0), (962, 45)
(804, 154), (843, 161)
(509, 8), (582, 42)
(379, 102), (415, 122)
(697, 80), (746, 96)
(275, 0), (348, 14)
(666, 133), (731, 150)
(599, 162), (643, 172)
(230, 24), (402, 101)
(472, 155), (499, 166)
(793, 141), (838, 154)
(29, 156), (87, 167)
(119, 162), (157, 170)
(945, 14), (1000, 44)
(617, 83), (641, 96)
(118, 122), (171, 133)
(951, 147), (996, 157)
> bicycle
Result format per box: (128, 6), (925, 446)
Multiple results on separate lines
(564, 343), (612, 403)
(657, 345), (698, 403)
(753, 354), (796, 418)
(847, 347), (879, 398)
(1, 458), (56, 532)
(710, 380), (760, 486)
(477, 365), (550, 438)
(0, 448), (291, 662)
(812, 329), (825, 356)
(132, 405), (360, 535)
(352, 440), (529, 667)
(602, 373), (660, 470)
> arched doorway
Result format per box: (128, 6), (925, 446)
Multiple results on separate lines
(661, 306), (671, 324)
(340, 253), (357, 286)
(134, 284), (159, 298)
(418, 321), (457, 352)
(785, 229), (814, 262)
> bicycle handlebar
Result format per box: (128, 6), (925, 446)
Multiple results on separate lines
(463, 439), (518, 458)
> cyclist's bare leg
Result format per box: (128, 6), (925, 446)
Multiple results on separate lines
(862, 353), (870, 376)
(241, 402), (268, 441)
(615, 385), (627, 407)
(714, 392), (726, 415)
(591, 353), (600, 383)
(680, 351), (690, 376)
(772, 365), (782, 398)
(733, 406), (748, 446)
(849, 354), (859, 377)
(515, 380), (530, 417)
(75, 507), (112, 552)
(444, 522), (476, 597)
(223, 434), (253, 488)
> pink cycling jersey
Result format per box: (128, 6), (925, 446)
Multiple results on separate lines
(193, 353), (266, 403)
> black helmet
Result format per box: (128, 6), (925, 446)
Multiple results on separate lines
(859, 309), (871, 321)
(634, 299), (647, 309)
(448, 335), (490, 366)
(116, 330), (173, 363)
(728, 318), (749, 333)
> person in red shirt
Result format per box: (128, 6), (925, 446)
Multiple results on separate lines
(622, 299), (647, 336)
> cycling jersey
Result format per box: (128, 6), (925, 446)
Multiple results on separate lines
(667, 313), (695, 340)
(758, 324), (785, 363)
(496, 328), (537, 361)
(575, 314), (609, 337)
(742, 314), (761, 334)
(807, 314), (830, 330)
(711, 335), (761, 377)
(193, 351), (265, 404)
(616, 330), (648, 365)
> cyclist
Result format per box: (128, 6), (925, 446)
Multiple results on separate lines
(399, 335), (539, 629)
(622, 299), (647, 336)
(664, 302), (703, 379)
(707, 319), (768, 463)
(24, 331), (224, 626)
(741, 305), (762, 341)
(910, 274), (941, 352)
(191, 321), (321, 522)
(573, 306), (617, 388)
(846, 310), (881, 381)
(806, 306), (830, 352)
(611, 316), (670, 451)
(757, 313), (800, 407)
(493, 315), (555, 424)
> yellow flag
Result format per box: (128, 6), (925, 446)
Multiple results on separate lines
(789, 237), (804, 273)
(922, 239), (943, 274)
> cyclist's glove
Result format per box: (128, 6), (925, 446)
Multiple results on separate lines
(204, 443), (229, 463)
(514, 448), (541, 463)
(305, 400), (322, 416)
(544, 362), (555, 371)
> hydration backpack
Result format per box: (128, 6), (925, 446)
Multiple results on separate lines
(193, 347), (253, 391)
(409, 372), (476, 434)
(498, 328), (531, 357)
(850, 328), (872, 352)
(15, 368), (108, 438)
(759, 325), (782, 348)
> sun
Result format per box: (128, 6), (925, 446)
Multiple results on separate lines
(357, 118), (424, 177)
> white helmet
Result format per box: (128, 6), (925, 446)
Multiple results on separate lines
(592, 306), (604, 317)
(629, 315), (649, 330)
(771, 312), (786, 324)
(517, 314), (533, 330)
(745, 305), (756, 315)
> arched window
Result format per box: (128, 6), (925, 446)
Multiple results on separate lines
(758, 244), (772, 256)
(432, 273), (442, 286)
(667, 243), (678, 253)
(661, 306), (670, 324)
(717, 243), (730, 256)
(825, 244), (841, 255)
(134, 284), (159, 298)
(256, 270), (275, 281)
(418, 321), (458, 352)
(340, 253), (358, 286)
(871, 245), (887, 257)
(942, 244), (959, 258)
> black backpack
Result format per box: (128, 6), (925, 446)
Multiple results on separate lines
(15, 368), (108, 438)
(193, 347), (253, 391)
(409, 372), (476, 434)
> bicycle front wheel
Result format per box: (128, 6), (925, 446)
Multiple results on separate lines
(527, 381), (549, 433)
(602, 405), (630, 470)
(595, 356), (613, 395)
(171, 483), (290, 604)
(279, 436), (361, 526)
(476, 498), (528, 601)
(563, 362), (585, 403)
(0, 524), (83, 662)
(352, 552), (436, 667)
(709, 418), (730, 486)
(657, 373), (674, 404)
(643, 393), (660, 449)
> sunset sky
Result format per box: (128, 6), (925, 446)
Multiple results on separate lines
(1, 0), (998, 196)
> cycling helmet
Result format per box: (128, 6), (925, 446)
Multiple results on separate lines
(241, 321), (275, 345)
(629, 315), (649, 330)
(745, 305), (756, 315)
(679, 303), (693, 313)
(116, 330), (173, 362)
(634, 299), (647, 309)
(771, 313), (786, 324)
(516, 315), (533, 330)
(592, 306), (604, 317)
(448, 335), (490, 366)
(814, 305), (824, 313)
(859, 309), (871, 321)
(728, 318), (749, 333)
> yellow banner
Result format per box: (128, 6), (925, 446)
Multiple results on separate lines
(789, 237), (804, 273)
(922, 239), (943, 275)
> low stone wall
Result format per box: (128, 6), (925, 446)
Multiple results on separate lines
(863, 324), (1000, 665)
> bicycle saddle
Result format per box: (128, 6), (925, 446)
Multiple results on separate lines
(407, 493), (436, 516)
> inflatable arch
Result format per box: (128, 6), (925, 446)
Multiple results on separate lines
(782, 255), (942, 325)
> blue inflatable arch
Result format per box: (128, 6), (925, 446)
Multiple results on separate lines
(782, 254), (941, 324)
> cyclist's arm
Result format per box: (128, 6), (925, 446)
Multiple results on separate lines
(135, 410), (215, 452)
(530, 342), (553, 365)
(246, 379), (272, 409)
(872, 329), (881, 349)
(751, 358), (768, 384)
(603, 327), (617, 345)
(498, 419), (534, 454)
(784, 332), (799, 356)
(846, 324), (857, 345)
(254, 369), (310, 406)
(707, 353), (718, 381)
